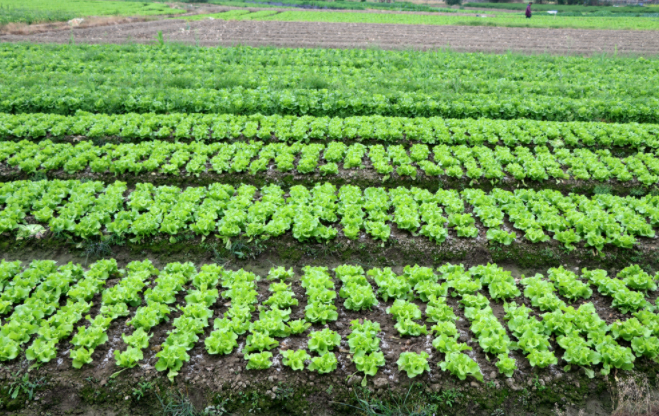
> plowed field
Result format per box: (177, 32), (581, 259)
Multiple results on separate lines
(3, 18), (659, 54)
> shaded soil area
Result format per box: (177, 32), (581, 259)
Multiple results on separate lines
(1, 161), (654, 197)
(1, 226), (658, 278)
(2, 18), (659, 55)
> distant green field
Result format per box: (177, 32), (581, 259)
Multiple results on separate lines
(464, 2), (659, 17)
(209, 0), (465, 13)
(186, 9), (659, 30)
(0, 0), (183, 25)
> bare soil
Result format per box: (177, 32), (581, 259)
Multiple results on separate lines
(2, 18), (659, 55)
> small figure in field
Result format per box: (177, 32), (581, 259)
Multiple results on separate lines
(526, 2), (532, 18)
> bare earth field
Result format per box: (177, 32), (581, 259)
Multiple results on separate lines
(2, 18), (659, 54)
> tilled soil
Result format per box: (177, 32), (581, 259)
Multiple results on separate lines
(2, 18), (659, 55)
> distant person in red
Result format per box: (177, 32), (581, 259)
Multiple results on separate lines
(526, 2), (532, 18)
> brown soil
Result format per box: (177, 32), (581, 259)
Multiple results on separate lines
(2, 18), (659, 55)
(0, 16), (154, 36)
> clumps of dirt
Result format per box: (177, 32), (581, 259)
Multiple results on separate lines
(0, 16), (160, 36)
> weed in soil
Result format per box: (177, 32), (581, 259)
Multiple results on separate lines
(157, 390), (199, 416)
(4, 372), (46, 401)
(609, 373), (659, 416)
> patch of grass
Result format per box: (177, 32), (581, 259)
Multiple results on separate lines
(0, 6), (75, 25)
(609, 374), (659, 416)
(3, 372), (46, 402)
(339, 384), (441, 416)
(0, 0), (182, 26)
(157, 390), (199, 416)
(132, 381), (154, 402)
(593, 185), (613, 195)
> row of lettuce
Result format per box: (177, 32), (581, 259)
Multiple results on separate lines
(4, 139), (659, 186)
(2, 113), (658, 148)
(1, 259), (658, 382)
(3, 44), (655, 102)
(1, 180), (658, 251)
(0, 87), (657, 123)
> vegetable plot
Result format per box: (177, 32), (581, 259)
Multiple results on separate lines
(7, 139), (659, 187)
(2, 258), (658, 384)
(2, 113), (659, 149)
(2, 180), (659, 252)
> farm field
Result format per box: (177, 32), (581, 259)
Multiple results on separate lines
(190, 9), (659, 30)
(2, 7), (659, 415)
(4, 17), (659, 55)
(0, 0), (183, 26)
(463, 2), (659, 16)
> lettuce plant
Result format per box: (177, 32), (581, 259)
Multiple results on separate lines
(205, 329), (238, 355)
(244, 332), (279, 353)
(631, 336), (659, 361)
(425, 302), (458, 323)
(527, 350), (558, 368)
(122, 328), (152, 349)
(558, 334), (601, 378)
(618, 265), (657, 293)
(414, 281), (448, 303)
(611, 318), (651, 342)
(439, 352), (483, 382)
(281, 349), (311, 371)
(349, 319), (381, 336)
(304, 302), (338, 324)
(396, 352), (430, 378)
(308, 329), (341, 355)
(250, 317), (290, 338)
(0, 339), (19, 361)
(70, 347), (94, 369)
(155, 345), (190, 382)
(114, 347), (143, 369)
(342, 285), (378, 311)
(25, 338), (57, 363)
(268, 267), (294, 281)
(353, 350), (385, 377)
(495, 354), (517, 378)
(242, 352), (271, 370)
(308, 352), (338, 374)
(347, 332), (380, 354)
(430, 321), (458, 339)
(394, 319), (428, 337)
(486, 229), (516, 245)
(432, 334), (470, 354)
(387, 299), (422, 321)
(71, 325), (109, 350)
(287, 319), (312, 335)
(596, 338), (635, 376)
(612, 290), (649, 314)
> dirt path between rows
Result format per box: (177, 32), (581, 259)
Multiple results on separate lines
(1, 18), (659, 55)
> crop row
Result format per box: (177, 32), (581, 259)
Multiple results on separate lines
(4, 44), (656, 102)
(1, 259), (658, 382)
(2, 113), (658, 149)
(1, 86), (657, 123)
(4, 139), (659, 186)
(1, 180), (658, 251)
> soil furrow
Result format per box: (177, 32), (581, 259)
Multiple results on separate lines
(2, 19), (659, 55)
